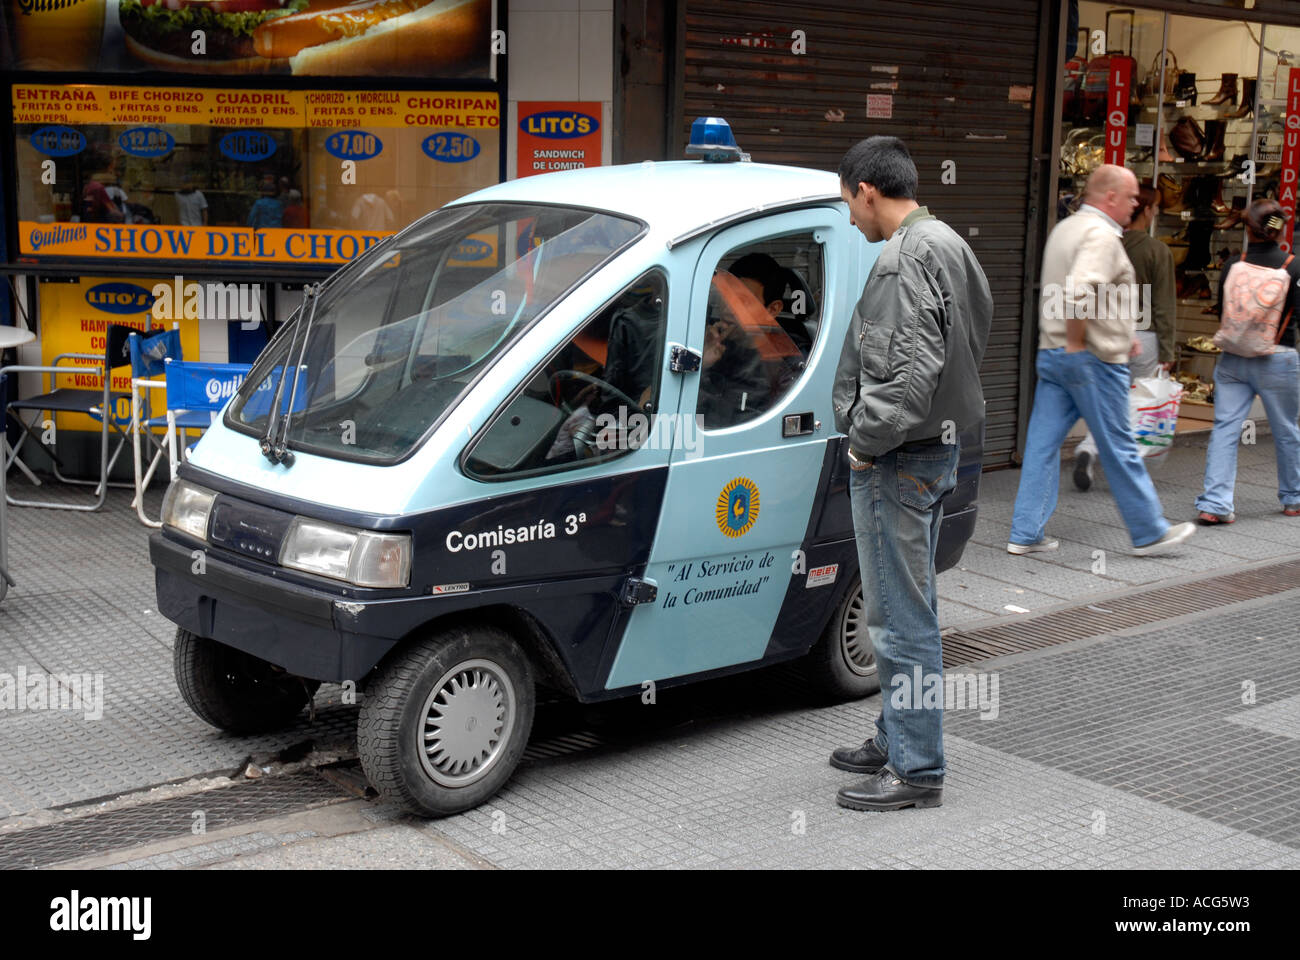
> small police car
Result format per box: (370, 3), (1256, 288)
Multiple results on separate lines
(151, 120), (982, 816)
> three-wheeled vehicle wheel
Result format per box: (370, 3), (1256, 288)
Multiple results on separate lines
(173, 628), (321, 735)
(357, 625), (535, 817)
(805, 575), (880, 699)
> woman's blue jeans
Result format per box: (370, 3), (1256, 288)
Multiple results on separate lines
(1196, 348), (1300, 515)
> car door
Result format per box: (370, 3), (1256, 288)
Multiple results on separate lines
(605, 207), (851, 689)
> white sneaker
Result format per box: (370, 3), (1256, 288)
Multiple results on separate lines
(1007, 538), (1060, 555)
(1133, 521), (1196, 556)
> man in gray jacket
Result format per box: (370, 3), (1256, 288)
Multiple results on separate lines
(829, 136), (992, 811)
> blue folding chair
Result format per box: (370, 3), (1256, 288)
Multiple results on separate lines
(132, 358), (251, 527)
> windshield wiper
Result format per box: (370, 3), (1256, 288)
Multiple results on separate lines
(260, 282), (320, 466)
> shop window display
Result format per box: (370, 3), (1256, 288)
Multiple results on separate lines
(1059, 2), (1297, 418)
(11, 84), (502, 267)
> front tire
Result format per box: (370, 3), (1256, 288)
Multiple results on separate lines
(805, 576), (880, 699)
(173, 628), (320, 735)
(357, 624), (535, 817)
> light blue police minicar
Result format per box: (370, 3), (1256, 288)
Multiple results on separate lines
(150, 118), (983, 818)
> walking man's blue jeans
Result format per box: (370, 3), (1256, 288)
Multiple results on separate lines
(848, 437), (959, 788)
(1196, 348), (1300, 515)
(1011, 348), (1169, 549)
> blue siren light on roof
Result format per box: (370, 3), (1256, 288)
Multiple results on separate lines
(685, 117), (748, 162)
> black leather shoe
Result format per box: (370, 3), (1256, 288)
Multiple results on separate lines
(836, 768), (943, 811)
(829, 738), (888, 774)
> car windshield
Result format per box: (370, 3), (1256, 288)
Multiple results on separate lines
(227, 202), (642, 462)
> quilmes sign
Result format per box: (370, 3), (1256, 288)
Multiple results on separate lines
(151, 275), (263, 328)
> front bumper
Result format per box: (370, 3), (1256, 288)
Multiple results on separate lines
(151, 532), (399, 682)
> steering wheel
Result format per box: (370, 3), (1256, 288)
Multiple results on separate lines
(548, 370), (643, 417)
(547, 370), (646, 459)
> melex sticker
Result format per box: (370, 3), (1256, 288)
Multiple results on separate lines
(806, 564), (839, 589)
(431, 583), (471, 595)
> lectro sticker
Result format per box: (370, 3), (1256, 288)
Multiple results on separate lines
(431, 583), (471, 595)
(806, 564), (839, 589)
(716, 477), (760, 538)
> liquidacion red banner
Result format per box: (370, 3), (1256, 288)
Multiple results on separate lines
(1280, 67), (1300, 254)
(1105, 58), (1132, 166)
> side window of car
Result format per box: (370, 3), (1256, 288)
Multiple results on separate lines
(696, 233), (824, 430)
(464, 270), (668, 480)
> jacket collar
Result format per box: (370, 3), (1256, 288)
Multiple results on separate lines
(900, 205), (933, 228)
(1078, 203), (1123, 237)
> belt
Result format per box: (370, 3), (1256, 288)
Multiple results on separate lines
(898, 434), (945, 449)
(849, 435), (948, 462)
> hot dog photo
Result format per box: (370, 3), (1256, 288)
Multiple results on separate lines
(6, 0), (494, 76)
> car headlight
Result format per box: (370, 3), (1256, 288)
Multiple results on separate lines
(161, 480), (217, 541)
(279, 518), (411, 588)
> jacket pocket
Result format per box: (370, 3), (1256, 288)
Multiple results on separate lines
(895, 447), (958, 510)
(860, 325), (894, 382)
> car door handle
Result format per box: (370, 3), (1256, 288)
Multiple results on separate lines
(782, 412), (817, 437)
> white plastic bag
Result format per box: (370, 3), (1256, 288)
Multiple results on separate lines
(1130, 371), (1183, 468)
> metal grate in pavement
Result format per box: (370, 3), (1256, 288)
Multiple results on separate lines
(0, 771), (352, 870)
(942, 558), (1300, 668)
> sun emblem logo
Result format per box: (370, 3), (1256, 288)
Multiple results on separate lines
(716, 477), (760, 537)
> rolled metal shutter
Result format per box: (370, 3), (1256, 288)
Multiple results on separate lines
(679, 0), (1044, 467)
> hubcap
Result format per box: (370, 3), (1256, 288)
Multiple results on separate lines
(841, 588), (877, 678)
(418, 658), (515, 788)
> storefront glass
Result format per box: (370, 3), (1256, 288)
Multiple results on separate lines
(13, 84), (501, 267)
(1058, 1), (1298, 417)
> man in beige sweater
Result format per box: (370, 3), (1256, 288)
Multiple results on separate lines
(1074, 182), (1177, 489)
(1009, 165), (1195, 556)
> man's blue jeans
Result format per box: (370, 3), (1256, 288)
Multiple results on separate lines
(1011, 348), (1169, 549)
(1196, 348), (1300, 515)
(848, 437), (959, 788)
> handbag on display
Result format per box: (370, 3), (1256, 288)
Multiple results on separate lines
(1081, 8), (1139, 124)
(1214, 250), (1296, 356)
(1170, 116), (1205, 159)
(1157, 173), (1185, 212)
(1144, 49), (1179, 100)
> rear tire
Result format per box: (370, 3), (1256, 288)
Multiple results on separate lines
(805, 575), (880, 699)
(173, 628), (320, 735)
(357, 624), (535, 817)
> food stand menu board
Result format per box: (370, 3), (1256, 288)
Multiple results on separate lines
(13, 84), (501, 266)
(4, 0), (494, 78)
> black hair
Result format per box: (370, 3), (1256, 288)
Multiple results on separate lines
(838, 136), (918, 200)
(729, 252), (786, 306)
(1245, 198), (1286, 241)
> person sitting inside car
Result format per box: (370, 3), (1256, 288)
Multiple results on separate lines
(697, 275), (771, 429)
(728, 252), (813, 357)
